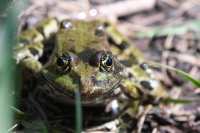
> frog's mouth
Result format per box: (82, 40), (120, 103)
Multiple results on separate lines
(80, 77), (122, 105)
(42, 69), (122, 105)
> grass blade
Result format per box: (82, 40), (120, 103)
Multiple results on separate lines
(148, 61), (200, 88)
(0, 1), (27, 132)
(75, 90), (82, 133)
(161, 97), (192, 105)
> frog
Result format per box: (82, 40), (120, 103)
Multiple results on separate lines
(14, 17), (167, 132)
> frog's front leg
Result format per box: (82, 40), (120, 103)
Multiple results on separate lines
(121, 64), (168, 104)
(117, 79), (155, 133)
(14, 18), (58, 72)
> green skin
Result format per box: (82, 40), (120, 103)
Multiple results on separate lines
(14, 18), (167, 105)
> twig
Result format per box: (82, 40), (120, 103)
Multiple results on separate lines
(85, 120), (119, 132)
(7, 124), (18, 132)
(97, 0), (156, 18)
(160, 0), (179, 8)
(136, 105), (152, 133)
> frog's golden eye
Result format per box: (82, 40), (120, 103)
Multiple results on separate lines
(56, 53), (71, 73)
(99, 53), (113, 72)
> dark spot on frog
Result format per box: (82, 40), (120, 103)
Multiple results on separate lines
(78, 48), (97, 64)
(119, 40), (129, 49)
(128, 72), (133, 78)
(89, 51), (102, 67)
(39, 35), (55, 64)
(140, 80), (153, 91)
(141, 121), (153, 133)
(121, 113), (137, 132)
(29, 47), (39, 56)
(103, 21), (110, 28)
(107, 37), (128, 50)
(120, 54), (139, 67)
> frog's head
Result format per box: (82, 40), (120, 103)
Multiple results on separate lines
(42, 19), (125, 104)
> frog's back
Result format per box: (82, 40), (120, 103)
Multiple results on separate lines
(57, 20), (109, 54)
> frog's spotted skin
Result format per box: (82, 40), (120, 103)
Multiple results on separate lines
(15, 17), (167, 103)
(14, 17), (167, 131)
(15, 18), (127, 105)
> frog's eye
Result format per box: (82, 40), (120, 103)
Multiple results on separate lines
(99, 53), (113, 72)
(56, 53), (71, 73)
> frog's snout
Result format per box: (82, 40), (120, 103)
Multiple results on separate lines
(78, 72), (120, 96)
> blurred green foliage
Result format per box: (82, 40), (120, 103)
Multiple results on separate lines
(0, 0), (27, 132)
(136, 20), (200, 38)
(149, 61), (200, 88)
(0, 0), (13, 13)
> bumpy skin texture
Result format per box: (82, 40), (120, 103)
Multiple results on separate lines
(14, 18), (167, 106)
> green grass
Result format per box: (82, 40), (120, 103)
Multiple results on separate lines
(75, 90), (82, 133)
(148, 61), (200, 88)
(0, 1), (27, 132)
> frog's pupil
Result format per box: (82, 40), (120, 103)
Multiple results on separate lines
(106, 57), (112, 66)
(57, 54), (71, 66)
